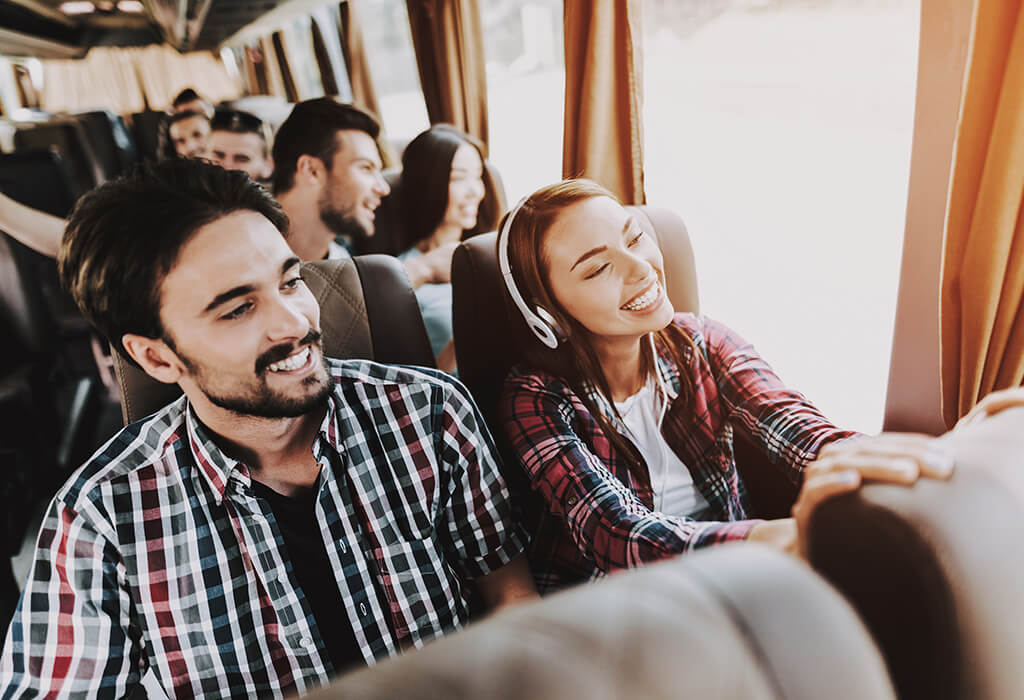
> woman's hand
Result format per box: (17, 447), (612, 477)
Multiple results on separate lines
(790, 434), (954, 557)
(955, 387), (1024, 430)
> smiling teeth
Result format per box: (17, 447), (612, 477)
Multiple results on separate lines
(268, 347), (310, 372)
(622, 283), (661, 311)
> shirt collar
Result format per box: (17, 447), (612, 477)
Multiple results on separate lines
(581, 335), (683, 426)
(184, 391), (343, 506)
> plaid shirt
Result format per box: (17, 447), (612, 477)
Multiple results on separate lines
(501, 313), (856, 593)
(1, 359), (525, 699)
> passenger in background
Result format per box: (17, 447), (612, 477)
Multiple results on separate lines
(0, 191), (64, 257)
(171, 86), (214, 119)
(167, 109), (210, 160)
(397, 125), (490, 373)
(209, 108), (274, 184)
(498, 179), (957, 594)
(0, 160), (534, 698)
(271, 98), (455, 290)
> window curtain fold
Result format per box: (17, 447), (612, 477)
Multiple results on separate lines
(940, 0), (1024, 426)
(562, 0), (645, 205)
(405, 0), (489, 147)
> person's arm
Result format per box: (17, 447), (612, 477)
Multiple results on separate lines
(696, 315), (860, 484)
(402, 242), (458, 290)
(436, 377), (536, 608)
(474, 555), (537, 610)
(0, 192), (65, 258)
(501, 373), (759, 574)
(1, 499), (145, 697)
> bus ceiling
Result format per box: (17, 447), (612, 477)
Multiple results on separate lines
(0, 0), (289, 56)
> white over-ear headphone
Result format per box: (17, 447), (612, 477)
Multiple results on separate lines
(497, 195), (564, 349)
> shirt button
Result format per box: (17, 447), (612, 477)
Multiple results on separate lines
(300, 637), (315, 650)
(567, 496), (578, 506)
(339, 541), (347, 554)
(359, 602), (368, 617)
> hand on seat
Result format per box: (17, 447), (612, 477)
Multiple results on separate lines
(403, 241), (459, 289)
(789, 433), (955, 557)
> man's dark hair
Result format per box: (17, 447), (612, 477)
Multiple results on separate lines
(271, 98), (380, 195)
(172, 88), (202, 108)
(58, 159), (289, 367)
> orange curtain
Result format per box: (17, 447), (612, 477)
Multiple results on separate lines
(940, 0), (1024, 426)
(562, 0), (645, 205)
(405, 0), (489, 146)
(339, 0), (382, 119)
(271, 32), (300, 103)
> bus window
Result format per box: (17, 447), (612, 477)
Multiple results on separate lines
(482, 0), (565, 201)
(643, 0), (920, 433)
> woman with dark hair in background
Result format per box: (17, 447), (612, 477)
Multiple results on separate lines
(398, 124), (496, 373)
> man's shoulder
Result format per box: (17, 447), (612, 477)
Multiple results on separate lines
(327, 357), (462, 394)
(59, 397), (188, 512)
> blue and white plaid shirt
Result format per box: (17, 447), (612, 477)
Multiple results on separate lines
(1, 359), (526, 699)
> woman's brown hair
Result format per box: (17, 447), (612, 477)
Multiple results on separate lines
(500, 179), (696, 479)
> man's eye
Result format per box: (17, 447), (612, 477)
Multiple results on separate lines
(282, 276), (302, 290)
(584, 263), (610, 280)
(628, 230), (644, 246)
(221, 302), (252, 320)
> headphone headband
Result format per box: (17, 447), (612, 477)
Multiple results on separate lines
(497, 195), (561, 349)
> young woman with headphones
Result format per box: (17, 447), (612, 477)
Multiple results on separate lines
(497, 179), (958, 594)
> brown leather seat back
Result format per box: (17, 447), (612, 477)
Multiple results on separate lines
(113, 254), (434, 424)
(310, 544), (896, 700)
(807, 408), (1024, 700)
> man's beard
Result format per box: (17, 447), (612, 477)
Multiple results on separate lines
(175, 329), (334, 419)
(319, 199), (371, 245)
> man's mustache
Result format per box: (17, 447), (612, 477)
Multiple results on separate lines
(255, 328), (322, 373)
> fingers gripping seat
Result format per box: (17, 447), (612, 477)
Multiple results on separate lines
(309, 544), (896, 700)
(112, 255), (435, 424)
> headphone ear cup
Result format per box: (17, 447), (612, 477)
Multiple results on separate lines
(535, 306), (567, 342)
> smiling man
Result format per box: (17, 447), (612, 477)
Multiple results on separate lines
(0, 160), (533, 698)
(271, 98), (455, 289)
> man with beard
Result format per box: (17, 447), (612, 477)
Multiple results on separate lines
(1, 160), (534, 698)
(272, 98), (454, 287)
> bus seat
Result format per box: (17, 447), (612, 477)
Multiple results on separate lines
(354, 159), (508, 257)
(806, 408), (1024, 700)
(112, 254), (436, 424)
(130, 110), (167, 164)
(451, 205), (798, 518)
(13, 119), (105, 198)
(0, 150), (79, 217)
(74, 110), (137, 180)
(310, 543), (896, 700)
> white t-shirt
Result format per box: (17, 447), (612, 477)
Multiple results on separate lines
(614, 381), (710, 518)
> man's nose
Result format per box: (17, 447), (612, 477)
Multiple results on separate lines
(267, 297), (309, 341)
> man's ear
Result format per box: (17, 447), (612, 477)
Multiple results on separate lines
(295, 154), (324, 185)
(121, 334), (185, 385)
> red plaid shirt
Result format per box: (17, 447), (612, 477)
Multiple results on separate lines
(501, 314), (857, 593)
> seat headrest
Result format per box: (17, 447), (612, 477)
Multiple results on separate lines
(807, 408), (1024, 700)
(112, 255), (434, 424)
(309, 544), (895, 700)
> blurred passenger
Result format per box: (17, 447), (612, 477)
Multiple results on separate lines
(397, 125), (490, 372)
(497, 179), (959, 594)
(167, 109), (210, 159)
(209, 108), (274, 183)
(271, 98), (453, 289)
(0, 160), (535, 698)
(171, 87), (214, 119)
